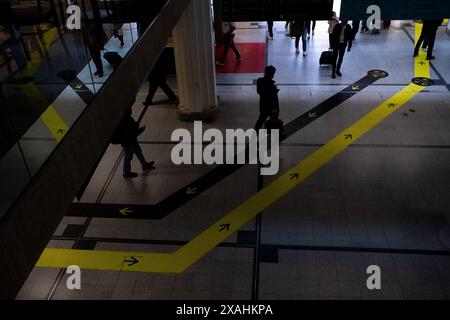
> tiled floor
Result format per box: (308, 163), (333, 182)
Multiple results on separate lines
(17, 21), (450, 300)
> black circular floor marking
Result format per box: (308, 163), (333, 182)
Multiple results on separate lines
(368, 70), (389, 79)
(412, 77), (433, 87)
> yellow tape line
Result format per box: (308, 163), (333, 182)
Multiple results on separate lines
(36, 82), (425, 273)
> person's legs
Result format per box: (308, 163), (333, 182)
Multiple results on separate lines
(267, 21), (274, 38)
(133, 143), (149, 168)
(218, 36), (231, 64)
(329, 34), (333, 48)
(312, 20), (316, 33)
(301, 29), (307, 53)
(331, 47), (339, 77)
(295, 36), (300, 50)
(159, 81), (177, 100)
(336, 45), (346, 75)
(426, 29), (438, 59)
(422, 36), (429, 49)
(255, 112), (270, 131)
(144, 80), (159, 105)
(89, 46), (103, 76)
(414, 29), (427, 56)
(230, 40), (241, 60)
(123, 145), (135, 176)
(306, 21), (311, 37)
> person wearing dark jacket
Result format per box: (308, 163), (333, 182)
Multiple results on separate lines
(143, 48), (177, 106)
(414, 19), (443, 60)
(114, 108), (155, 178)
(330, 21), (353, 79)
(255, 66), (280, 131)
(82, 22), (107, 78)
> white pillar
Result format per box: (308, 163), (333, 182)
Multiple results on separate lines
(173, 0), (217, 122)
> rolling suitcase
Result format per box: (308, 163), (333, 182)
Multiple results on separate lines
(103, 51), (123, 69)
(319, 50), (334, 66)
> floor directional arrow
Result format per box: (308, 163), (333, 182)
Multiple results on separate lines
(308, 112), (317, 118)
(219, 224), (230, 232)
(186, 187), (197, 195)
(290, 173), (300, 180)
(344, 134), (353, 140)
(57, 129), (65, 135)
(124, 257), (139, 267)
(352, 85), (360, 91)
(119, 208), (133, 216)
(387, 103), (397, 108)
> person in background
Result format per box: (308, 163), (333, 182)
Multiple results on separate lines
(351, 20), (360, 42)
(143, 48), (177, 107)
(291, 19), (308, 56)
(330, 20), (353, 79)
(255, 66), (280, 131)
(114, 108), (155, 178)
(267, 20), (274, 40)
(414, 19), (443, 60)
(310, 20), (317, 36)
(82, 22), (107, 78)
(216, 21), (241, 66)
(328, 11), (340, 49)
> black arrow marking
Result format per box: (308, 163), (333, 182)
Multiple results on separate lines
(387, 103), (397, 108)
(57, 129), (65, 135)
(66, 72), (387, 220)
(124, 257), (139, 267)
(219, 224), (231, 232)
(344, 134), (353, 140)
(290, 173), (300, 180)
(419, 61), (426, 66)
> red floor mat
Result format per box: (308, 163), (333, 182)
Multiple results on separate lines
(215, 43), (266, 74)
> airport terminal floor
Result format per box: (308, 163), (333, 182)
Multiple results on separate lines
(16, 21), (450, 300)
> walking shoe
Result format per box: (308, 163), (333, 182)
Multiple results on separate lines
(303, 52), (308, 57)
(216, 61), (224, 67)
(331, 73), (336, 79)
(143, 161), (156, 171)
(336, 70), (342, 77)
(421, 47), (428, 52)
(296, 49), (300, 54)
(124, 172), (138, 178)
(233, 57), (242, 63)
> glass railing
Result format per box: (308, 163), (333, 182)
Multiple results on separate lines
(0, 0), (167, 217)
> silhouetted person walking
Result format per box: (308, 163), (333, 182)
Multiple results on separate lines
(255, 66), (280, 131)
(143, 48), (177, 106)
(330, 20), (353, 79)
(113, 108), (155, 178)
(216, 22), (241, 66)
